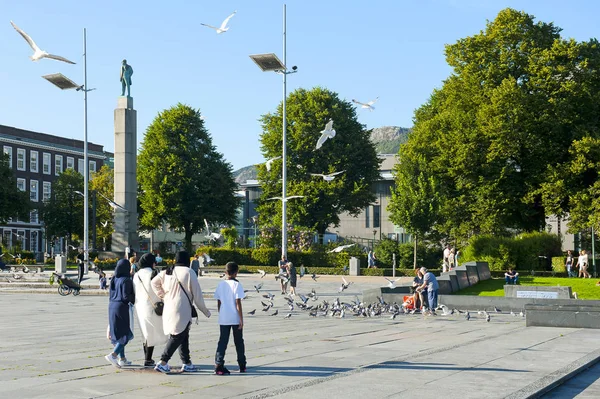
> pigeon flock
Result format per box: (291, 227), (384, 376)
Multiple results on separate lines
(242, 270), (526, 323)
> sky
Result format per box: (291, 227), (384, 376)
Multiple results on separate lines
(2, 0), (600, 170)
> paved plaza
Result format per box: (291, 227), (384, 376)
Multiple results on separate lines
(1, 274), (600, 398)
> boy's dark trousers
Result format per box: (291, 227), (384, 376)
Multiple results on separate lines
(161, 323), (191, 364)
(215, 325), (246, 367)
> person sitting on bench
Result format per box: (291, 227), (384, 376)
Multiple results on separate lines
(505, 268), (519, 285)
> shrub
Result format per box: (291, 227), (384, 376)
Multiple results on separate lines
(374, 239), (442, 269)
(220, 227), (238, 249)
(552, 256), (566, 273)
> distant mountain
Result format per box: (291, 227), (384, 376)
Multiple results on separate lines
(370, 126), (411, 154)
(233, 164), (258, 184)
(233, 126), (411, 184)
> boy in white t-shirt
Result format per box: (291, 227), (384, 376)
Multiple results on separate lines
(214, 262), (246, 375)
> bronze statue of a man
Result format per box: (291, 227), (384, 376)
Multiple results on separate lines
(120, 59), (133, 97)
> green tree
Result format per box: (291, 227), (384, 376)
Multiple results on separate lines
(0, 153), (30, 224)
(138, 103), (239, 251)
(257, 87), (381, 242)
(40, 169), (84, 244)
(89, 165), (114, 250)
(390, 8), (600, 241)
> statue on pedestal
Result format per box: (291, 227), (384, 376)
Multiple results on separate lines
(120, 59), (133, 97)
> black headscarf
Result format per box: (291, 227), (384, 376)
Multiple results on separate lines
(138, 253), (156, 269)
(174, 251), (190, 266)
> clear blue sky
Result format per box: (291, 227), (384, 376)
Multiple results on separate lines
(2, 0), (599, 170)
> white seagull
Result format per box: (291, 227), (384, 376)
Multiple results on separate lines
(265, 156), (282, 172)
(328, 244), (355, 253)
(267, 196), (304, 202)
(201, 10), (237, 34)
(310, 170), (345, 182)
(11, 21), (76, 64)
(384, 277), (402, 289)
(315, 119), (336, 150)
(101, 221), (109, 228)
(204, 219), (222, 241)
(352, 97), (379, 111)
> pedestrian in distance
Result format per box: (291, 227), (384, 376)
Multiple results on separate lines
(151, 251), (211, 373)
(214, 261), (247, 375)
(105, 259), (136, 368)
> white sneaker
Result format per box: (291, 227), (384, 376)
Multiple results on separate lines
(105, 354), (121, 368)
(181, 363), (196, 372)
(118, 358), (132, 367)
(154, 362), (171, 373)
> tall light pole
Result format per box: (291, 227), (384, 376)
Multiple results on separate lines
(42, 28), (94, 269)
(250, 4), (297, 257)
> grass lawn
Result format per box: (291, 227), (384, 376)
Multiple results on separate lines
(454, 277), (600, 300)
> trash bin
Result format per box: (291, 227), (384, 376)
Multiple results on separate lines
(55, 255), (66, 274)
(350, 257), (360, 276)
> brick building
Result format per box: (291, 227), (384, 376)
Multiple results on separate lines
(0, 124), (107, 257)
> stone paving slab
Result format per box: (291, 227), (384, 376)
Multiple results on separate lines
(1, 275), (600, 399)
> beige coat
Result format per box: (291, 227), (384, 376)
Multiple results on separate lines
(151, 266), (210, 335)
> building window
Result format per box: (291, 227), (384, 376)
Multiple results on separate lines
(30, 151), (39, 173)
(43, 153), (51, 175)
(373, 205), (381, 228)
(43, 182), (51, 201)
(17, 178), (26, 192)
(16, 230), (26, 250)
(31, 231), (38, 252)
(17, 148), (26, 171)
(2, 230), (11, 249)
(30, 210), (38, 224)
(4, 146), (13, 168)
(365, 206), (370, 228)
(30, 180), (38, 202)
(55, 155), (63, 176)
(67, 157), (75, 170)
(89, 160), (96, 177)
(78, 158), (84, 175)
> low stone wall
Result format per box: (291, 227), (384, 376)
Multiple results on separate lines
(525, 303), (600, 329)
(438, 294), (600, 312)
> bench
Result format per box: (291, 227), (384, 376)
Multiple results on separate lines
(10, 264), (45, 273)
(199, 266), (224, 276)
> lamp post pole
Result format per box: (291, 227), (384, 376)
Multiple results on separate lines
(592, 226), (596, 277)
(83, 28), (89, 269)
(281, 3), (288, 258)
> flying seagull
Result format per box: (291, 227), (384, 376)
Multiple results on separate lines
(328, 244), (355, 253)
(310, 170), (345, 182)
(384, 277), (401, 289)
(201, 10), (237, 34)
(267, 196), (304, 202)
(11, 21), (76, 64)
(315, 119), (336, 150)
(257, 269), (266, 278)
(265, 156), (282, 172)
(101, 221), (109, 228)
(204, 219), (222, 241)
(351, 97), (379, 111)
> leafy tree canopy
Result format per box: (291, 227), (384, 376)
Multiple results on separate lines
(257, 87), (381, 237)
(390, 8), (600, 241)
(40, 169), (84, 241)
(89, 165), (114, 249)
(138, 103), (239, 251)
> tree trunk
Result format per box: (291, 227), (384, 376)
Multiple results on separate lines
(413, 235), (417, 270)
(184, 225), (193, 254)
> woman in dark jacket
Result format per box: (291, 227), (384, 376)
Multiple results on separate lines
(106, 259), (136, 368)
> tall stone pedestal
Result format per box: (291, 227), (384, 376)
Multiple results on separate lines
(112, 96), (139, 253)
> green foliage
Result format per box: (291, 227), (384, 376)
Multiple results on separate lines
(389, 8), (600, 241)
(39, 169), (84, 241)
(257, 87), (382, 235)
(461, 232), (562, 271)
(374, 238), (443, 269)
(89, 165), (114, 249)
(138, 104), (239, 251)
(220, 227), (238, 249)
(552, 256), (567, 273)
(0, 153), (30, 224)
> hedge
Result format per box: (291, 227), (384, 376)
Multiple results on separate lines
(461, 232), (562, 271)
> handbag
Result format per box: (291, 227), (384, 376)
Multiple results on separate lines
(175, 270), (198, 319)
(137, 274), (164, 316)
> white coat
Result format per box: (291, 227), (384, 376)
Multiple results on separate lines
(151, 266), (210, 335)
(133, 268), (167, 347)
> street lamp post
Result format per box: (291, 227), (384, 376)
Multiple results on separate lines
(592, 226), (596, 277)
(249, 4), (297, 258)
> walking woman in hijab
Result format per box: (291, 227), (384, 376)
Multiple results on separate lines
(133, 253), (167, 367)
(151, 250), (211, 373)
(105, 259), (135, 368)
